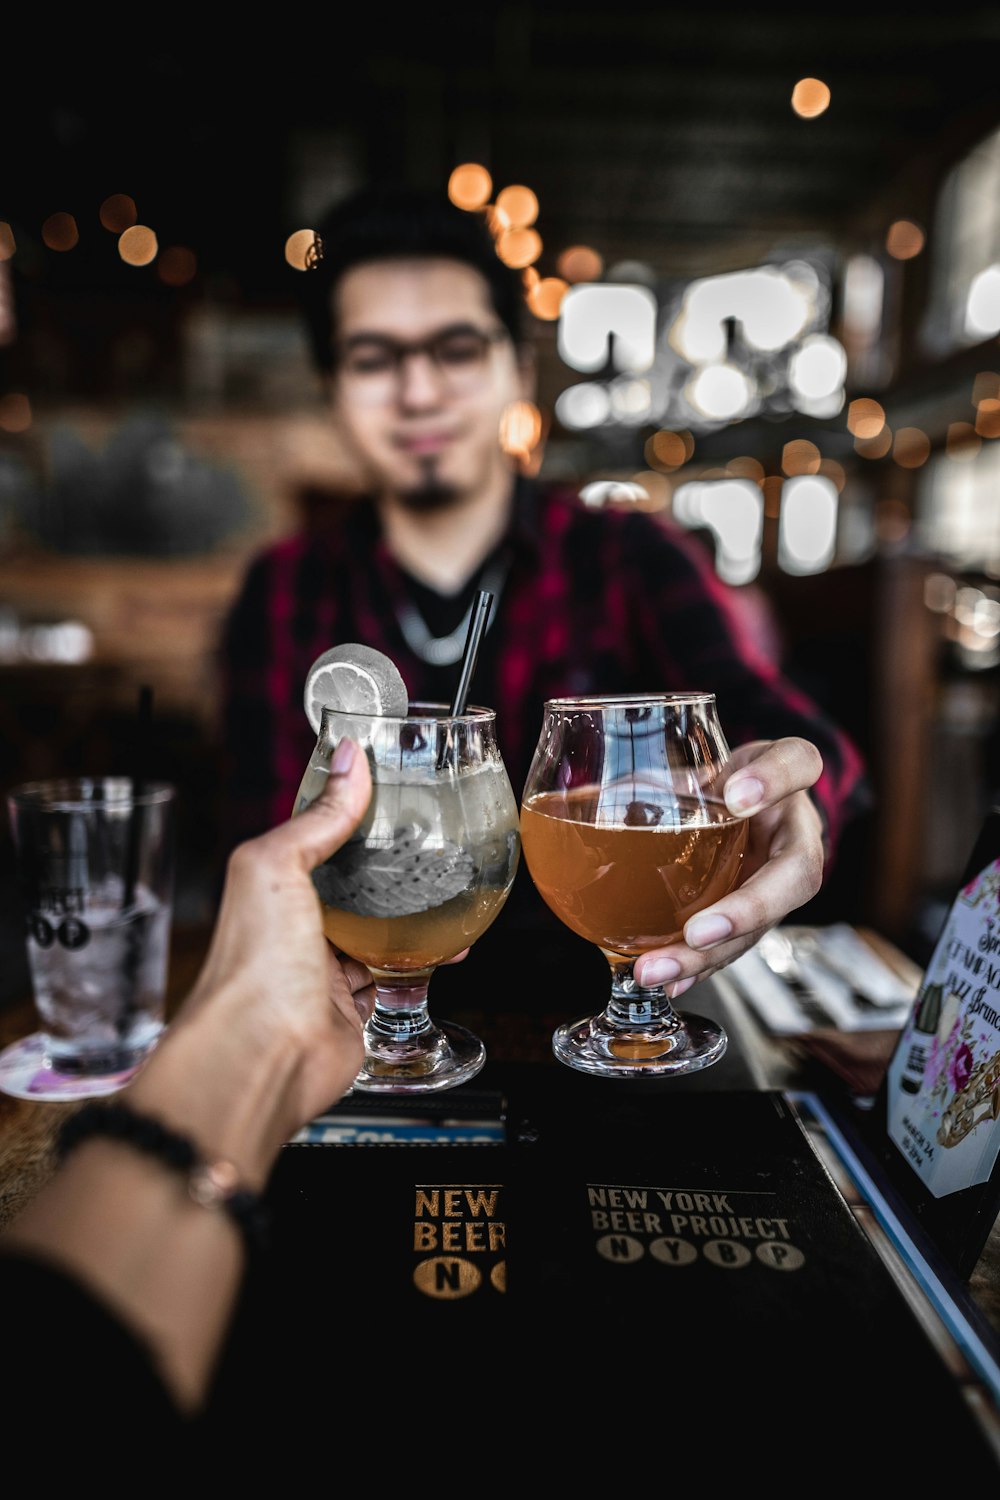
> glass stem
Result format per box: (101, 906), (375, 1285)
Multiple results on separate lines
(367, 970), (436, 1043)
(604, 954), (680, 1032)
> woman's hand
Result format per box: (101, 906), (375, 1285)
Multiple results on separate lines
(634, 737), (825, 998)
(132, 738), (376, 1175)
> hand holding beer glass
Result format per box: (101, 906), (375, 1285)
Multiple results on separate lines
(296, 631), (519, 1093)
(520, 694), (748, 1077)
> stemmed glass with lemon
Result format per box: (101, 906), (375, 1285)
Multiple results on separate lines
(296, 642), (520, 1092)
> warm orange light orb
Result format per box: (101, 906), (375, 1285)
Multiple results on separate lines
(496, 227), (542, 268)
(495, 184), (538, 228)
(285, 229), (318, 272)
(975, 399), (1000, 439)
(645, 430), (693, 470)
(557, 245), (604, 284)
(781, 439), (821, 475)
(448, 163), (493, 212)
(158, 246), (197, 287)
(499, 399), (543, 456)
(42, 213), (79, 251)
(526, 277), (568, 320)
(885, 219), (925, 260)
(118, 225), (158, 266)
(0, 223), (16, 261)
(847, 397), (885, 439)
(893, 427), (931, 468)
(791, 78), (831, 118)
(727, 456), (766, 484)
(100, 194), (137, 233)
(947, 422), (981, 461)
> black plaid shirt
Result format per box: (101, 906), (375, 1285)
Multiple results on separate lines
(218, 479), (867, 916)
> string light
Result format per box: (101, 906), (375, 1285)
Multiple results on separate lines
(100, 195), (137, 233)
(42, 213), (79, 251)
(885, 220), (925, 260)
(285, 230), (317, 271)
(118, 225), (158, 266)
(791, 78), (831, 118)
(448, 164), (492, 212)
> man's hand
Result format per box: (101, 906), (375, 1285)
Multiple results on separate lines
(633, 737), (825, 998)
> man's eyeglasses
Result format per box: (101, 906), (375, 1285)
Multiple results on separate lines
(334, 324), (509, 405)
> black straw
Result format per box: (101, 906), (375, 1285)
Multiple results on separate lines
(450, 590), (494, 718)
(437, 590), (493, 770)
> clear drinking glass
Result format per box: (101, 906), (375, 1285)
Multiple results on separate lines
(296, 703), (520, 1092)
(2, 778), (176, 1100)
(520, 694), (748, 1077)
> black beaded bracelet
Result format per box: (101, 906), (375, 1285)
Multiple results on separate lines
(57, 1101), (269, 1255)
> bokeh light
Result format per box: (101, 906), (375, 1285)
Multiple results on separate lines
(893, 427), (931, 467)
(495, 185), (538, 228)
(791, 78), (831, 118)
(875, 499), (911, 545)
(645, 429), (694, 470)
(781, 439), (821, 476)
(727, 456), (765, 485)
(885, 219), (925, 260)
(629, 471), (672, 511)
(0, 393), (32, 433)
(779, 476), (838, 573)
(557, 245), (603, 283)
(496, 227), (542, 268)
(947, 421), (981, 461)
(847, 397), (885, 439)
(818, 457), (846, 492)
(788, 334), (846, 401)
(554, 382), (611, 429)
(42, 213), (79, 251)
(966, 265), (1000, 339)
(855, 425), (893, 458)
(687, 363), (754, 421)
(975, 399), (1000, 439)
(499, 398), (543, 459)
(0, 223), (15, 261)
(100, 194), (137, 233)
(448, 164), (493, 212)
(526, 277), (568, 320)
(158, 246), (197, 287)
(973, 371), (1000, 404)
(285, 229), (318, 272)
(118, 225), (158, 266)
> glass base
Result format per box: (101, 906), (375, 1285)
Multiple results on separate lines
(0, 1032), (156, 1101)
(552, 1010), (728, 1078)
(352, 1019), (486, 1094)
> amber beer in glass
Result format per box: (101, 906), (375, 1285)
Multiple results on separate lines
(520, 694), (748, 1077)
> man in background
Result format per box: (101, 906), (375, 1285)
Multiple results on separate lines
(218, 185), (867, 995)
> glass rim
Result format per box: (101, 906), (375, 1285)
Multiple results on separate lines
(320, 701), (495, 728)
(8, 777), (176, 811)
(542, 692), (717, 711)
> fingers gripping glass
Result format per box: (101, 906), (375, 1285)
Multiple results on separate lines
(335, 325), (509, 405)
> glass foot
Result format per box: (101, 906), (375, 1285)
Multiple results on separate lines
(0, 1032), (155, 1101)
(552, 1010), (728, 1078)
(352, 1019), (486, 1094)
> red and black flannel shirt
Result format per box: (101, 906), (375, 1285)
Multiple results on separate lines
(217, 480), (867, 909)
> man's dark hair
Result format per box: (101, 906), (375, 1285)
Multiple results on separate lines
(297, 185), (525, 375)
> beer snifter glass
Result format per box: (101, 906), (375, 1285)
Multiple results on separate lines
(520, 694), (748, 1077)
(296, 703), (520, 1092)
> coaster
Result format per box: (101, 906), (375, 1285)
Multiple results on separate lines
(0, 1033), (143, 1101)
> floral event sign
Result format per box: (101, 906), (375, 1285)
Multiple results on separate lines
(886, 831), (1000, 1207)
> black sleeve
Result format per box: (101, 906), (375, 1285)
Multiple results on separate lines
(0, 1251), (191, 1447)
